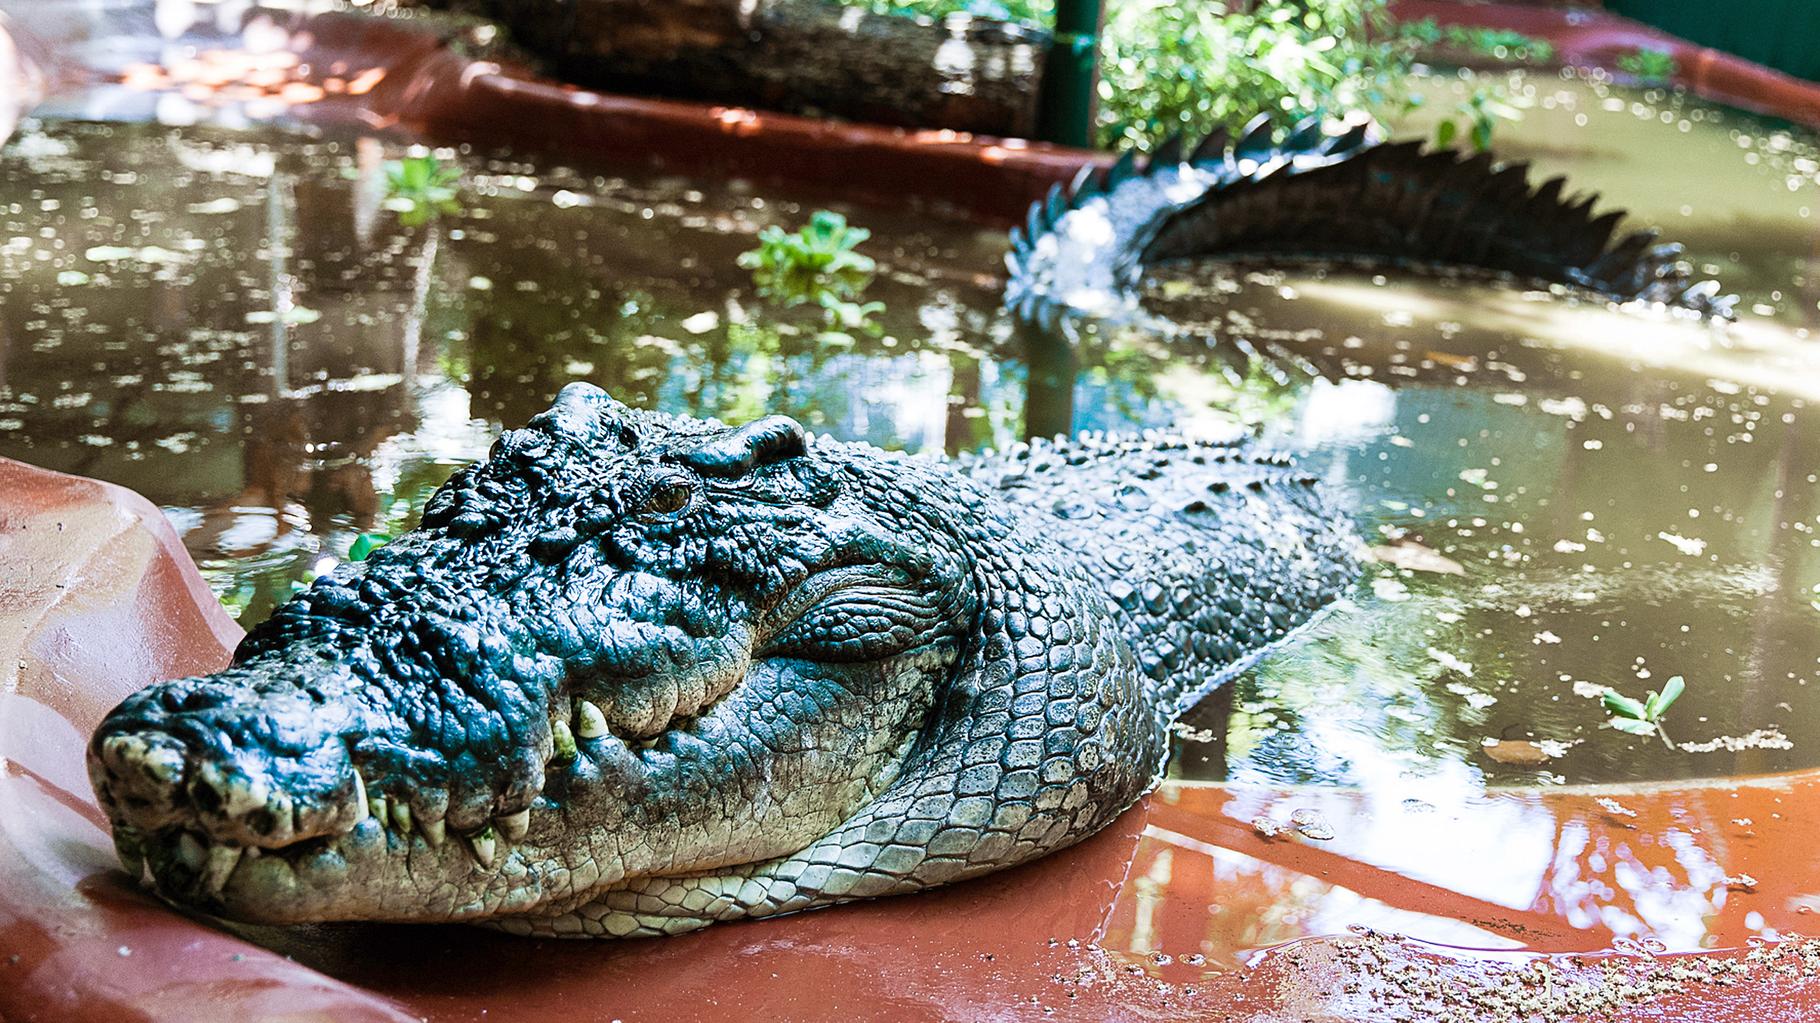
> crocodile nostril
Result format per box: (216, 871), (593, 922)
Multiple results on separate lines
(190, 776), (225, 814)
(244, 807), (278, 838)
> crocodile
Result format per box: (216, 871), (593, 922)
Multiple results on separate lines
(86, 119), (1725, 938)
(1004, 115), (1734, 333)
(89, 382), (1357, 936)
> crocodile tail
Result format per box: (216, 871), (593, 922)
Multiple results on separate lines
(1004, 115), (1735, 330)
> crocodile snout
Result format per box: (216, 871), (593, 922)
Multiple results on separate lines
(89, 683), (364, 851)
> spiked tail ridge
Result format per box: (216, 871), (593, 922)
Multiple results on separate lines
(1003, 115), (1735, 331)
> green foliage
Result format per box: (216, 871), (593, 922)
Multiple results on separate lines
(1602, 675), (1685, 737)
(738, 210), (884, 335)
(834, 0), (1541, 153)
(383, 153), (462, 227)
(1617, 47), (1678, 85)
(1096, 0), (1411, 152)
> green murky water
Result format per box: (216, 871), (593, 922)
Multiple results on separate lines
(2, 70), (1817, 793)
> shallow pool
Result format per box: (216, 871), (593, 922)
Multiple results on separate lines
(4, 65), (1819, 963)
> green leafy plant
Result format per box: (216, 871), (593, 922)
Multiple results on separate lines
(738, 210), (884, 335)
(1617, 47), (1678, 85)
(383, 153), (462, 227)
(1096, 0), (1414, 151)
(1602, 675), (1685, 742)
(1432, 87), (1521, 153)
(836, 0), (1536, 154)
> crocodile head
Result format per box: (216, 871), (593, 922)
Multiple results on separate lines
(88, 383), (974, 925)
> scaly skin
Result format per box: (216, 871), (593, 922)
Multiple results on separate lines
(88, 383), (1356, 936)
(1005, 115), (1733, 332)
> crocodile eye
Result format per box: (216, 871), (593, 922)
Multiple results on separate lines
(639, 479), (693, 518)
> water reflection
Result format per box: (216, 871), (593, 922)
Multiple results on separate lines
(1099, 767), (1819, 969)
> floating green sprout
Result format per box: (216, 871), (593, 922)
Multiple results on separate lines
(1617, 47), (1678, 85)
(739, 210), (884, 336)
(1602, 675), (1685, 741)
(348, 532), (391, 562)
(383, 153), (462, 227)
(1434, 87), (1521, 153)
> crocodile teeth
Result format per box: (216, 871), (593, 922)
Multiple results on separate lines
(139, 858), (156, 889)
(575, 700), (609, 740)
(201, 844), (242, 896)
(420, 815), (447, 848)
(551, 719), (577, 762)
(177, 832), (206, 871)
(351, 771), (370, 822)
(466, 826), (498, 869)
(369, 794), (389, 831)
(390, 801), (413, 835)
(496, 808), (530, 842)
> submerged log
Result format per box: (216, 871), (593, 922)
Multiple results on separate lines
(430, 0), (1049, 137)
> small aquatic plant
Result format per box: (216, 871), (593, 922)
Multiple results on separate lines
(1617, 47), (1678, 85)
(383, 153), (462, 227)
(739, 210), (884, 335)
(1402, 19), (1556, 64)
(857, 0), (1047, 22)
(348, 532), (390, 562)
(1602, 675), (1685, 743)
(1432, 87), (1520, 153)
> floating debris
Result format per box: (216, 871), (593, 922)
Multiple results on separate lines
(1677, 728), (1793, 753)
(1656, 531), (1708, 557)
(1367, 540), (1465, 576)
(1288, 808), (1336, 841)
(1595, 797), (1638, 818)
(1427, 648), (1474, 677)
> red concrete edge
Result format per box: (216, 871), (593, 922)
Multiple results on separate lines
(1390, 0), (1820, 130)
(0, 457), (242, 659)
(285, 10), (1097, 228)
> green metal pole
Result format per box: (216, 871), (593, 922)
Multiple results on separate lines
(1034, 0), (1103, 147)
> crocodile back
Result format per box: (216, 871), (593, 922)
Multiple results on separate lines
(956, 433), (1359, 719)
